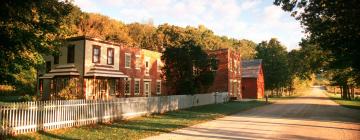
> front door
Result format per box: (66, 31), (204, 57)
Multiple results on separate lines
(94, 79), (108, 99)
(144, 81), (151, 96)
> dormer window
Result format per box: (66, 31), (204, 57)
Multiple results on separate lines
(93, 45), (101, 63)
(107, 48), (114, 65)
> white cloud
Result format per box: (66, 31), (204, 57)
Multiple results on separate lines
(73, 0), (304, 51)
(73, 0), (100, 13)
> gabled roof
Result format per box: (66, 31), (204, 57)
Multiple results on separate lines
(241, 59), (262, 78)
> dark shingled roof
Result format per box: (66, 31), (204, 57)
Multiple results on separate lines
(242, 59), (262, 78)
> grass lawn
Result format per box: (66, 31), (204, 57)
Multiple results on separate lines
(7, 100), (267, 140)
(325, 92), (360, 110)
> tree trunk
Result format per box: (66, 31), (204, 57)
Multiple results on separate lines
(342, 85), (350, 100)
(351, 86), (355, 99)
(340, 86), (343, 98)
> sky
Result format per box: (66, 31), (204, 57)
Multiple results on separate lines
(73, 0), (304, 51)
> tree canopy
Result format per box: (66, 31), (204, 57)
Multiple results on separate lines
(161, 39), (217, 95)
(274, 0), (360, 99)
(256, 38), (290, 94)
(0, 0), (74, 86)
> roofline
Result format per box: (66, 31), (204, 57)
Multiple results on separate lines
(206, 48), (229, 52)
(242, 77), (258, 78)
(242, 59), (263, 63)
(66, 36), (162, 55)
(66, 36), (124, 47)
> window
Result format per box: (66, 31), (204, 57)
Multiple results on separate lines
(124, 79), (131, 95)
(53, 55), (59, 65)
(107, 48), (114, 65)
(135, 55), (141, 69)
(145, 57), (150, 75)
(46, 61), (51, 73)
(156, 81), (161, 95)
(67, 45), (75, 63)
(109, 79), (116, 95)
(125, 53), (131, 68)
(134, 79), (140, 95)
(93, 45), (101, 63)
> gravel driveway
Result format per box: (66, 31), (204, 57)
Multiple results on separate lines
(143, 87), (360, 140)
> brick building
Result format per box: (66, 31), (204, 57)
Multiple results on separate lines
(119, 47), (165, 97)
(38, 36), (164, 100)
(241, 59), (264, 99)
(38, 36), (242, 100)
(207, 48), (242, 99)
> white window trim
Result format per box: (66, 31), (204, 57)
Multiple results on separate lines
(156, 80), (161, 95)
(125, 53), (131, 69)
(134, 78), (140, 95)
(143, 79), (151, 96)
(135, 55), (141, 70)
(145, 57), (150, 76)
(124, 78), (131, 95)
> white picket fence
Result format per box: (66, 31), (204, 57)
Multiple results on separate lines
(0, 92), (228, 135)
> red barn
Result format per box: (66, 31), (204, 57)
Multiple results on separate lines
(241, 59), (264, 99)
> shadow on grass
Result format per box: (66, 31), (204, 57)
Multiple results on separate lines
(328, 97), (360, 110)
(6, 131), (79, 140)
(37, 131), (79, 140)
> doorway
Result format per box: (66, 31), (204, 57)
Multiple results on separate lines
(144, 81), (151, 96)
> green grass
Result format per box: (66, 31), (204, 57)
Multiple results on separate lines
(7, 100), (267, 140)
(325, 92), (360, 110)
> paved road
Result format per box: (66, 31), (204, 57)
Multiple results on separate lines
(143, 87), (360, 140)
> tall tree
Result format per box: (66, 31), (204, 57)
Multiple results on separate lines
(161, 39), (217, 95)
(256, 38), (290, 95)
(127, 22), (157, 50)
(75, 13), (133, 44)
(0, 0), (74, 85)
(237, 39), (257, 60)
(274, 0), (360, 84)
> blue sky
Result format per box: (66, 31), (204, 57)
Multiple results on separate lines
(74, 0), (304, 51)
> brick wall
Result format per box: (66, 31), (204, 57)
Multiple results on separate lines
(207, 48), (241, 99)
(119, 47), (165, 97)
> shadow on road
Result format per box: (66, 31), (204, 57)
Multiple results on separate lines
(172, 126), (329, 140)
(232, 103), (360, 123)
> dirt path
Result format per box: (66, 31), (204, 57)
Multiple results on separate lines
(143, 87), (360, 140)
